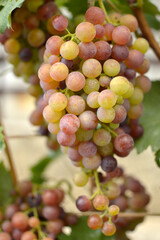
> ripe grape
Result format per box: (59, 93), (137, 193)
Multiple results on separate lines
(136, 58), (150, 74)
(120, 14), (138, 32)
(133, 38), (149, 54)
(46, 36), (64, 55)
(75, 22), (96, 42)
(27, 28), (45, 47)
(103, 59), (120, 77)
(59, 114), (80, 134)
(79, 111), (98, 130)
(99, 76), (111, 88)
(12, 212), (28, 231)
(114, 134), (134, 153)
(78, 42), (97, 60)
(40, 80), (59, 91)
(93, 129), (111, 147)
(78, 141), (97, 157)
(97, 107), (115, 123)
(48, 55), (60, 65)
(111, 45), (129, 62)
(110, 76), (130, 95)
(52, 15), (68, 31)
(112, 26), (131, 45)
(87, 214), (103, 230)
(73, 172), (88, 187)
(57, 131), (76, 147)
(85, 7), (105, 25)
(101, 156), (117, 172)
(87, 91), (100, 108)
(43, 105), (63, 123)
(76, 195), (92, 212)
(61, 58), (73, 68)
(60, 41), (79, 60)
(82, 153), (101, 170)
(21, 231), (37, 240)
(135, 75), (151, 93)
(24, 14), (39, 29)
(38, 64), (54, 83)
(2, 221), (13, 233)
(83, 78), (100, 94)
(66, 95), (86, 115)
(95, 41), (111, 60)
(18, 181), (32, 197)
(28, 217), (40, 228)
(95, 25), (105, 39)
(66, 71), (85, 91)
(113, 105), (127, 124)
(93, 194), (109, 210)
(125, 49), (144, 69)
(67, 147), (82, 162)
(19, 48), (32, 62)
(42, 206), (60, 220)
(46, 219), (64, 234)
(5, 204), (19, 220)
(50, 62), (69, 81)
(82, 59), (102, 78)
(104, 23), (115, 41)
(98, 89), (117, 109)
(124, 68), (136, 80)
(131, 124), (144, 138)
(42, 190), (59, 206)
(49, 92), (67, 112)
(102, 222), (116, 236)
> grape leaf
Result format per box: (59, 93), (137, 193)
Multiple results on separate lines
(0, 161), (13, 206)
(60, 0), (88, 17)
(58, 216), (115, 240)
(143, 0), (160, 15)
(0, 0), (8, 6)
(135, 82), (160, 154)
(155, 149), (160, 167)
(30, 150), (62, 184)
(145, 14), (160, 30)
(0, 0), (25, 33)
(0, 126), (5, 151)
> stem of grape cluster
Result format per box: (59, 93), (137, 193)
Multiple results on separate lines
(98, 0), (111, 23)
(100, 207), (109, 218)
(105, 0), (120, 13)
(94, 170), (103, 194)
(88, 0), (95, 7)
(102, 124), (117, 137)
(137, 0), (143, 7)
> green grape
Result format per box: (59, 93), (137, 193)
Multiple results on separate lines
(60, 41), (79, 60)
(38, 64), (54, 83)
(97, 142), (113, 157)
(66, 72), (85, 91)
(26, 0), (43, 12)
(108, 205), (120, 216)
(97, 107), (115, 123)
(49, 92), (68, 112)
(43, 105), (63, 123)
(129, 87), (144, 105)
(133, 38), (149, 54)
(82, 59), (102, 78)
(93, 129), (111, 146)
(17, 61), (34, 76)
(6, 54), (19, 66)
(87, 91), (100, 108)
(83, 78), (100, 94)
(98, 89), (117, 109)
(76, 128), (93, 141)
(4, 38), (20, 54)
(103, 59), (120, 77)
(116, 96), (124, 105)
(110, 76), (130, 95)
(109, 123), (119, 129)
(73, 172), (88, 187)
(122, 81), (134, 98)
(27, 29), (45, 48)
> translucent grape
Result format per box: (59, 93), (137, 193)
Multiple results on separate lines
(110, 76), (130, 95)
(82, 153), (101, 170)
(122, 81), (134, 98)
(95, 25), (105, 39)
(49, 92), (67, 111)
(52, 15), (68, 31)
(101, 156), (117, 172)
(95, 41), (111, 60)
(48, 122), (60, 134)
(112, 26), (131, 45)
(59, 114), (80, 134)
(21, 231), (37, 240)
(50, 62), (69, 81)
(78, 141), (97, 157)
(109, 205), (120, 216)
(128, 104), (143, 119)
(66, 95), (85, 115)
(4, 38), (20, 54)
(79, 111), (98, 130)
(83, 78), (100, 94)
(97, 107), (115, 123)
(99, 76), (111, 88)
(57, 131), (76, 147)
(28, 217), (40, 228)
(120, 14), (138, 32)
(111, 45), (129, 62)
(82, 59), (102, 78)
(113, 105), (127, 124)
(104, 23), (115, 41)
(135, 75), (151, 93)
(73, 172), (88, 187)
(97, 142), (113, 157)
(129, 87), (144, 105)
(87, 91), (99, 108)
(66, 71), (85, 91)
(93, 194), (109, 210)
(125, 49), (144, 69)
(75, 22), (96, 42)
(17, 61), (34, 76)
(98, 89), (117, 109)
(114, 133), (134, 153)
(78, 42), (97, 60)
(118, 62), (126, 76)
(60, 41), (79, 60)
(85, 7), (105, 25)
(38, 64), (53, 83)
(43, 105), (63, 123)
(103, 59), (120, 77)
(46, 36), (64, 55)
(87, 214), (103, 230)
(12, 212), (28, 231)
(76, 128), (93, 141)
(102, 222), (116, 236)
(27, 29), (45, 47)
(133, 38), (149, 54)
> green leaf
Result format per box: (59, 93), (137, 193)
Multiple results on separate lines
(155, 149), (160, 167)
(0, 161), (13, 206)
(135, 82), (160, 154)
(0, 0), (8, 6)
(58, 216), (115, 240)
(107, 0), (132, 14)
(30, 151), (62, 184)
(60, 0), (88, 17)
(0, 126), (5, 151)
(0, 0), (25, 33)
(143, 0), (160, 15)
(145, 14), (160, 30)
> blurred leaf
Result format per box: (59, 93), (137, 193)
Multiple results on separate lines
(55, 0), (69, 7)
(0, 126), (5, 151)
(0, 0), (8, 6)
(145, 14), (160, 30)
(135, 82), (160, 154)
(0, 161), (13, 206)
(60, 0), (88, 17)
(106, 0), (132, 14)
(30, 150), (62, 184)
(0, 0), (25, 33)
(58, 216), (115, 240)
(155, 149), (160, 167)
(143, 0), (160, 15)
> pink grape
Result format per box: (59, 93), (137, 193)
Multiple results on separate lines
(95, 41), (111, 60)
(125, 49), (144, 69)
(95, 25), (105, 39)
(57, 131), (76, 147)
(79, 111), (98, 130)
(66, 95), (86, 115)
(52, 15), (68, 31)
(82, 153), (101, 170)
(85, 7), (105, 25)
(78, 141), (97, 157)
(112, 26), (131, 45)
(75, 22), (96, 42)
(66, 71), (85, 91)
(114, 134), (134, 153)
(50, 62), (69, 81)
(78, 42), (97, 60)
(59, 114), (80, 134)
(46, 36), (64, 55)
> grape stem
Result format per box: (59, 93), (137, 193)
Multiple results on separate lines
(137, 0), (143, 7)
(33, 208), (47, 239)
(100, 207), (109, 218)
(54, 178), (75, 201)
(102, 124), (117, 137)
(105, 0), (120, 13)
(93, 170), (103, 194)
(98, 0), (111, 23)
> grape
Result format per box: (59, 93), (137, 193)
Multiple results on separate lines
(122, 81), (134, 98)
(40, 80), (59, 91)
(2, 221), (13, 233)
(93, 194), (109, 210)
(60, 114), (80, 134)
(119, 62), (126, 76)
(128, 193), (149, 210)
(95, 25), (105, 39)
(101, 156), (117, 172)
(111, 45), (129, 62)
(131, 124), (144, 138)
(85, 7), (105, 25)
(76, 128), (93, 141)
(67, 147), (82, 162)
(43, 105), (63, 123)
(42, 206), (60, 220)
(116, 96), (124, 105)
(133, 38), (149, 54)
(93, 129), (111, 147)
(112, 26), (131, 45)
(129, 87), (144, 105)
(104, 23), (115, 41)
(97, 107), (115, 123)
(46, 36), (64, 55)
(75, 22), (96, 42)
(57, 131), (76, 147)
(125, 49), (144, 69)
(78, 42), (97, 60)
(82, 59), (102, 78)
(50, 62), (69, 81)
(45, 2), (58, 15)
(136, 58), (150, 74)
(110, 76), (130, 95)
(113, 105), (127, 124)
(60, 41), (79, 60)
(12, 212), (28, 231)
(28, 217), (40, 228)
(49, 92), (67, 112)
(83, 78), (100, 94)
(65, 214), (78, 226)
(105, 182), (121, 200)
(79, 111), (98, 130)
(97, 142), (113, 157)
(5, 204), (19, 220)
(66, 95), (85, 115)
(78, 141), (97, 157)
(18, 181), (32, 197)
(21, 231), (37, 240)
(61, 58), (73, 68)
(120, 14), (138, 32)
(52, 15), (68, 31)
(95, 41), (111, 60)
(124, 68), (136, 80)
(13, 7), (28, 23)
(66, 71), (85, 91)
(102, 222), (116, 236)
(5, 22), (22, 38)
(73, 171), (88, 186)
(135, 75), (151, 93)
(109, 12), (121, 24)
(26, 0), (43, 12)
(44, 89), (57, 102)
(87, 91), (99, 108)
(43, 49), (51, 62)
(128, 104), (143, 120)
(82, 153), (101, 170)
(47, 219), (64, 234)
(103, 59), (120, 77)
(48, 55), (60, 65)
(42, 190), (59, 206)
(0, 233), (11, 240)
(76, 195), (92, 212)
(4, 38), (20, 54)
(27, 28), (45, 47)
(87, 214), (103, 230)
(19, 48), (32, 62)
(114, 134), (134, 153)
(38, 64), (54, 83)
(0, 33), (8, 44)
(48, 122), (60, 134)
(24, 14), (39, 30)
(98, 89), (117, 109)
(37, 4), (53, 21)
(109, 205), (120, 216)
(99, 76), (111, 88)
(17, 61), (34, 76)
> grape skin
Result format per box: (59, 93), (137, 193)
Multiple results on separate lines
(114, 133), (134, 153)
(120, 14), (138, 32)
(79, 111), (98, 130)
(98, 89), (117, 109)
(135, 75), (151, 93)
(52, 15), (68, 31)
(46, 36), (64, 55)
(67, 95), (86, 115)
(82, 59), (102, 78)
(87, 214), (103, 230)
(82, 153), (101, 170)
(49, 92), (68, 112)
(78, 141), (97, 157)
(93, 129), (111, 147)
(112, 26), (131, 45)
(66, 72), (85, 91)
(111, 45), (129, 62)
(87, 91), (100, 108)
(97, 107), (115, 123)
(85, 7), (105, 25)
(60, 41), (79, 60)
(83, 78), (100, 94)
(95, 40), (111, 60)
(60, 114), (80, 134)
(57, 131), (76, 147)
(95, 25), (105, 39)
(50, 62), (69, 81)
(75, 22), (96, 42)
(78, 42), (97, 60)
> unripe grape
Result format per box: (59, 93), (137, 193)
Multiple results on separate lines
(98, 89), (117, 109)
(76, 22), (96, 42)
(43, 105), (63, 123)
(60, 41), (79, 60)
(60, 114), (80, 134)
(103, 59), (120, 77)
(97, 107), (115, 123)
(46, 36), (64, 55)
(82, 153), (101, 170)
(133, 38), (149, 54)
(83, 78), (100, 94)
(109, 205), (120, 216)
(73, 172), (88, 186)
(110, 76), (130, 95)
(129, 87), (144, 105)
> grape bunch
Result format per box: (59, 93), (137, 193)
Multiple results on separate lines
(0, 180), (78, 240)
